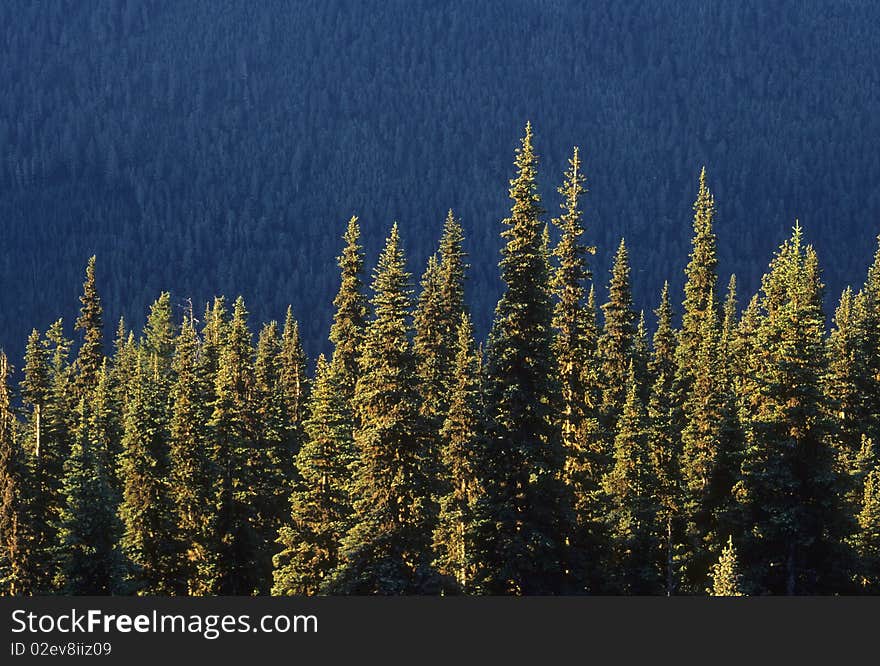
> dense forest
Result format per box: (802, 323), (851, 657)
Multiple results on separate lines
(1, 124), (879, 595)
(2, 1), (880, 360)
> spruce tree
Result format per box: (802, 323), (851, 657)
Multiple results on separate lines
(603, 362), (659, 593)
(74, 256), (104, 397)
(551, 146), (595, 469)
(252, 320), (288, 591)
(167, 309), (219, 595)
(55, 399), (124, 594)
(679, 298), (729, 591)
(709, 536), (744, 596)
(326, 224), (437, 594)
(0, 353), (32, 595)
(273, 355), (356, 595)
(597, 239), (637, 427)
(209, 296), (260, 594)
(118, 355), (175, 594)
(329, 216), (368, 397)
(433, 314), (483, 593)
(437, 209), (468, 340)
(736, 224), (845, 594)
(854, 466), (880, 591)
(677, 167), (719, 382)
(476, 123), (570, 594)
(647, 282), (683, 595)
(279, 307), (310, 461)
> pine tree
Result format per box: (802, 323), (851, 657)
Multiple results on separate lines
(279, 307), (310, 462)
(709, 536), (744, 596)
(437, 209), (468, 340)
(736, 224), (845, 594)
(0, 353), (32, 595)
(825, 288), (871, 488)
(413, 253), (448, 461)
(167, 309), (219, 595)
(252, 320), (288, 591)
(143, 292), (176, 391)
(326, 224), (438, 594)
(433, 314), (483, 593)
(646, 282), (683, 595)
(603, 362), (659, 593)
(679, 298), (729, 591)
(73, 256), (104, 397)
(551, 146), (595, 470)
(677, 167), (719, 382)
(476, 123), (570, 594)
(597, 238), (637, 427)
(55, 399), (124, 594)
(329, 216), (368, 397)
(854, 466), (880, 591)
(273, 355), (356, 595)
(118, 356), (175, 594)
(209, 297), (260, 594)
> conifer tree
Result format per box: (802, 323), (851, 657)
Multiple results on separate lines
(252, 320), (289, 590)
(327, 224), (437, 594)
(437, 209), (468, 339)
(551, 146), (595, 466)
(143, 292), (176, 392)
(55, 399), (124, 594)
(74, 256), (104, 397)
(209, 296), (260, 594)
(854, 466), (880, 591)
(413, 254), (448, 465)
(329, 216), (369, 397)
(597, 238), (637, 427)
(273, 355), (356, 595)
(433, 314), (483, 593)
(118, 355), (175, 594)
(167, 309), (219, 595)
(736, 224), (845, 594)
(677, 167), (719, 381)
(279, 307), (310, 461)
(476, 123), (570, 594)
(709, 536), (744, 596)
(0, 353), (32, 595)
(647, 282), (683, 594)
(603, 362), (659, 593)
(679, 298), (729, 591)
(825, 288), (871, 481)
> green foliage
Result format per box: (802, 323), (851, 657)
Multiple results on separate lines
(433, 314), (483, 593)
(709, 537), (744, 596)
(55, 400), (125, 594)
(0, 353), (33, 595)
(327, 225), (438, 594)
(477, 123), (570, 594)
(74, 256), (104, 398)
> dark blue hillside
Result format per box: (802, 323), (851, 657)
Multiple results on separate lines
(1, 0), (879, 358)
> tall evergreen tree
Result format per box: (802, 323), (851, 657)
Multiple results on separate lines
(209, 297), (260, 594)
(74, 256), (104, 397)
(551, 146), (595, 468)
(55, 399), (124, 594)
(0, 353), (32, 595)
(736, 224), (845, 594)
(475, 123), (570, 594)
(646, 282), (683, 595)
(273, 355), (356, 595)
(279, 307), (310, 462)
(854, 465), (880, 591)
(329, 216), (369, 397)
(326, 224), (437, 594)
(603, 362), (659, 593)
(433, 314), (483, 593)
(167, 309), (219, 595)
(597, 238), (637, 427)
(118, 356), (175, 594)
(677, 167), (719, 382)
